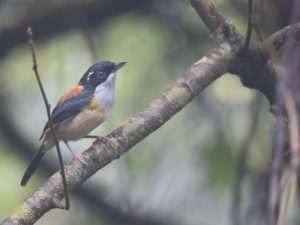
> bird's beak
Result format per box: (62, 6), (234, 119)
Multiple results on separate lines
(115, 61), (127, 70)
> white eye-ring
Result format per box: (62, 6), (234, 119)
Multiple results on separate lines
(87, 71), (94, 82)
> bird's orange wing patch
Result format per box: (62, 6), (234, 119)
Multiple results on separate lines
(58, 85), (84, 104)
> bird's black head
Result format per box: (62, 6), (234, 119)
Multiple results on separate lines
(79, 61), (127, 88)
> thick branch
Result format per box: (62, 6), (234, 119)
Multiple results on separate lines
(189, 0), (275, 104)
(0, 103), (171, 225)
(1, 43), (237, 225)
(190, 0), (242, 43)
(262, 22), (300, 51)
(229, 22), (300, 105)
(190, 1), (300, 106)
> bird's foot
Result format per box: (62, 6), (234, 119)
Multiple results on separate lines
(73, 154), (88, 166)
(63, 140), (87, 165)
(85, 135), (115, 149)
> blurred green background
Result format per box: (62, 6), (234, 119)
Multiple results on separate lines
(0, 0), (279, 224)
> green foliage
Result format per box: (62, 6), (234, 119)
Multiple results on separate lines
(201, 140), (238, 192)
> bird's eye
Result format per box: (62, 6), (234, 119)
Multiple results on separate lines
(97, 72), (105, 77)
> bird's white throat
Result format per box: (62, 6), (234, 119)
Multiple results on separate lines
(94, 72), (117, 115)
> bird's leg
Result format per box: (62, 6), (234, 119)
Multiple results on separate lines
(84, 135), (115, 149)
(63, 140), (87, 165)
(63, 140), (75, 156)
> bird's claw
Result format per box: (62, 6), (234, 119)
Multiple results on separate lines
(96, 136), (115, 149)
(73, 154), (88, 166)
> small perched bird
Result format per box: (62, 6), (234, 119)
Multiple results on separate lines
(21, 60), (127, 186)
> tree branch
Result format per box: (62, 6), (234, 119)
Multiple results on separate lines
(190, 0), (242, 43)
(190, 0), (300, 107)
(190, 0), (275, 104)
(2, 1), (300, 224)
(262, 22), (300, 51)
(1, 42), (236, 225)
(0, 100), (172, 225)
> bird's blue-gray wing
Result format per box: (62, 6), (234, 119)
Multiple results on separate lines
(40, 90), (94, 138)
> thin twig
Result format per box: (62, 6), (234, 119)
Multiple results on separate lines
(277, 170), (296, 225)
(231, 94), (262, 225)
(83, 28), (98, 61)
(284, 90), (300, 163)
(26, 27), (70, 210)
(256, 10), (300, 224)
(243, 0), (253, 54)
(252, 0), (265, 41)
(276, 89), (300, 225)
(269, 118), (285, 225)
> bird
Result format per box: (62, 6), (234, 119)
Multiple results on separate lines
(21, 60), (127, 186)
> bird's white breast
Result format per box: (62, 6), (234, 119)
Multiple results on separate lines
(94, 71), (117, 113)
(57, 107), (106, 140)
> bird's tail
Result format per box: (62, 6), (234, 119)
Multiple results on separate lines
(21, 144), (46, 186)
